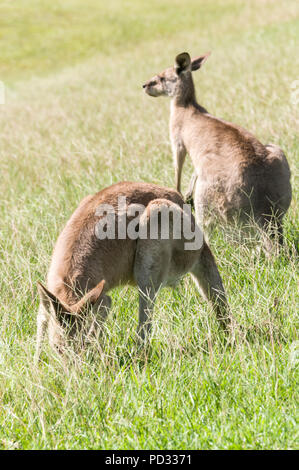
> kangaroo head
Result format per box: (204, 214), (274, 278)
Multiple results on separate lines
(37, 280), (107, 353)
(143, 52), (210, 99)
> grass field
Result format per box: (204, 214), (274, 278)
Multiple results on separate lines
(0, 0), (298, 449)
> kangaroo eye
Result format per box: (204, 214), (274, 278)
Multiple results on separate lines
(160, 76), (165, 82)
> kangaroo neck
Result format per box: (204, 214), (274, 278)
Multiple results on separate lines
(171, 72), (195, 106)
(170, 73), (208, 114)
(170, 97), (208, 124)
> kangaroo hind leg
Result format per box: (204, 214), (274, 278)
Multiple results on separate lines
(191, 241), (231, 331)
(134, 200), (173, 341)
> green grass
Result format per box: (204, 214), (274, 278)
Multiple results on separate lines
(0, 0), (298, 449)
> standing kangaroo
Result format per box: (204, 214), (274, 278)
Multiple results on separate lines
(143, 52), (292, 251)
(36, 182), (230, 360)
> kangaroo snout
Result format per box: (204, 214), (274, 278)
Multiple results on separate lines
(142, 77), (162, 97)
(142, 82), (159, 97)
(143, 81), (152, 92)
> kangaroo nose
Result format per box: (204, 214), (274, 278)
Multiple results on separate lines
(142, 84), (147, 89)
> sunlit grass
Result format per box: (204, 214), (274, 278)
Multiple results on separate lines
(0, 0), (298, 449)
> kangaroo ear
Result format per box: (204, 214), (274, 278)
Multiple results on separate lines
(72, 280), (106, 313)
(191, 52), (211, 71)
(37, 282), (76, 325)
(175, 52), (191, 74)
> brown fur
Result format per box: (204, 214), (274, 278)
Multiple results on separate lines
(36, 182), (230, 360)
(143, 52), (292, 251)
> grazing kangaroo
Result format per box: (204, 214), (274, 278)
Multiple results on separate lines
(143, 52), (292, 252)
(36, 182), (230, 360)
